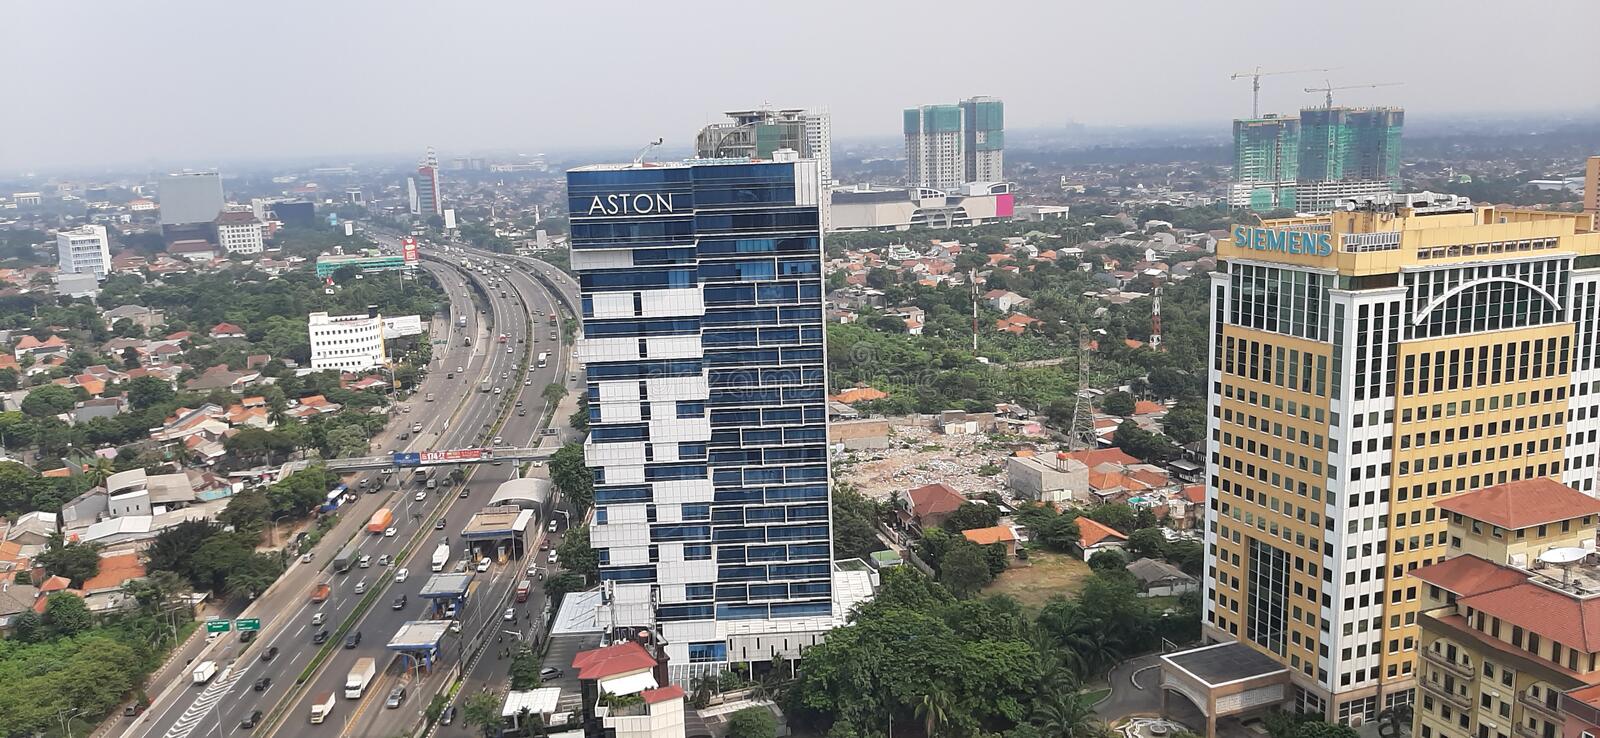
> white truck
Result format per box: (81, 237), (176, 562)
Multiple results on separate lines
(191, 660), (217, 685)
(310, 691), (336, 724)
(344, 657), (376, 699)
(431, 543), (451, 572)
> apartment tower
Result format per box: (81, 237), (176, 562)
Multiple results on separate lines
(1231, 106), (1404, 213)
(567, 152), (839, 679)
(1203, 193), (1600, 724)
(410, 147), (443, 218)
(1231, 116), (1302, 211)
(904, 96), (1005, 190)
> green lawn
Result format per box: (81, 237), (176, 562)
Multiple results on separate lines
(981, 549), (1093, 612)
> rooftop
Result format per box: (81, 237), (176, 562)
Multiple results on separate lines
(1161, 640), (1288, 688)
(571, 640), (656, 681)
(1435, 478), (1600, 530)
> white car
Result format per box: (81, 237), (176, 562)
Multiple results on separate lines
(449, 619), (461, 633)
(384, 527), (397, 538)
(493, 436), (503, 446)
(547, 551), (559, 565)
(502, 608), (516, 622)
(395, 568), (409, 583)
(507, 346), (513, 353)
(414, 491), (427, 502)
(523, 379), (531, 386)
(476, 558), (491, 573)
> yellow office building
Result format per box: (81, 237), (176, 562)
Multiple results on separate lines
(1203, 193), (1600, 724)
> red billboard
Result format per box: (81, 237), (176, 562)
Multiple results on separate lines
(401, 237), (419, 263)
(418, 448), (492, 465)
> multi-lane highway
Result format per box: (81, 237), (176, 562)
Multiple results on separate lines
(123, 248), (569, 738)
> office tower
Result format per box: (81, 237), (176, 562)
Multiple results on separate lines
(1230, 116), (1301, 211)
(568, 152), (837, 677)
(158, 172), (225, 226)
(904, 104), (966, 191)
(1202, 193), (1600, 724)
(960, 96), (1004, 184)
(696, 108), (832, 186)
(410, 148), (443, 218)
(1406, 478), (1600, 738)
(56, 224), (111, 278)
(1585, 155), (1599, 218)
(215, 211), (265, 255)
(1231, 106), (1404, 212)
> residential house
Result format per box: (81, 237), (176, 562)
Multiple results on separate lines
(167, 240), (216, 263)
(69, 397), (125, 425)
(102, 304), (164, 333)
(183, 364), (259, 391)
(830, 386), (887, 405)
(994, 313), (1041, 335)
(287, 394), (341, 419)
(79, 552), (146, 613)
(962, 525), (1021, 558)
(984, 289), (1031, 312)
(0, 581), (40, 633)
(1076, 517), (1128, 560)
(14, 334), (70, 359)
(901, 482), (967, 530)
(1125, 558), (1198, 597)
(208, 322), (246, 340)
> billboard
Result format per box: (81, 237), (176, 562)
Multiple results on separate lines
(443, 209), (457, 230)
(401, 237), (419, 262)
(417, 448), (493, 465)
(392, 451), (422, 467)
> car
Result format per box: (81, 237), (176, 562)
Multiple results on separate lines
(239, 630), (255, 643)
(507, 346), (513, 353)
(385, 685), (406, 709)
(358, 555), (371, 568)
(547, 551), (559, 565)
(401, 405), (411, 413)
(503, 607), (516, 622)
(448, 619), (462, 634)
(378, 553), (392, 566)
(540, 540), (551, 551)
(384, 526), (397, 538)
(549, 519), (559, 532)
(539, 667), (563, 680)
(518, 409), (526, 417)
(411, 422), (422, 433)
(259, 646), (278, 662)
(345, 631), (362, 649)
(457, 366), (464, 373)
(477, 558), (491, 573)
(354, 579), (368, 594)
(241, 710), (263, 729)
(392, 594), (407, 610)
(436, 519), (447, 529)
(312, 612), (324, 626)
(313, 629), (329, 644)
(395, 567), (409, 583)
(415, 491), (427, 502)
(253, 677), (272, 692)
(524, 378), (532, 386)
(493, 436), (503, 445)
(501, 371), (509, 379)
(515, 400), (523, 407)
(446, 372), (454, 379)
(459, 488), (470, 498)
(441, 705), (457, 725)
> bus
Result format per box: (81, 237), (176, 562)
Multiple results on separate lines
(319, 484), (348, 513)
(536, 352), (548, 368)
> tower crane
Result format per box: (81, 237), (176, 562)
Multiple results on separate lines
(1303, 81), (1404, 108)
(632, 138), (664, 166)
(1231, 66), (1337, 118)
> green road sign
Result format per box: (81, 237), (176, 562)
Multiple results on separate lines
(236, 618), (261, 632)
(205, 619), (231, 633)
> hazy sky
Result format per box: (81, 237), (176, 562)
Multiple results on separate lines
(3, 0), (1598, 172)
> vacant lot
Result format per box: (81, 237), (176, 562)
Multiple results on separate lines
(982, 550), (1094, 612)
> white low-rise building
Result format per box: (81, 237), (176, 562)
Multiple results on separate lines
(308, 310), (424, 372)
(57, 224), (111, 278)
(215, 211), (265, 255)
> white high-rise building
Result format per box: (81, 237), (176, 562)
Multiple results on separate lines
(56, 225), (111, 278)
(904, 97), (1005, 190)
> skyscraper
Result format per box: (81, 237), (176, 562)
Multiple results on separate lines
(1585, 155), (1599, 219)
(1201, 193), (1600, 724)
(905, 97), (1004, 190)
(158, 172), (225, 226)
(568, 152), (843, 678)
(961, 96), (1005, 184)
(410, 148), (443, 218)
(1230, 116), (1301, 211)
(1230, 106), (1404, 212)
(696, 108), (833, 185)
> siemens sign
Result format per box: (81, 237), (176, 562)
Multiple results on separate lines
(585, 193), (677, 216)
(1233, 226), (1333, 257)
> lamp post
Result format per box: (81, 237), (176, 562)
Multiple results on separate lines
(272, 514), (294, 549)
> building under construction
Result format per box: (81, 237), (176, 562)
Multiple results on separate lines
(1229, 106), (1405, 213)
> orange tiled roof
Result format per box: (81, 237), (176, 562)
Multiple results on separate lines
(962, 526), (1018, 546)
(1462, 581), (1600, 652)
(1409, 554), (1529, 598)
(80, 553), (145, 591)
(1078, 517), (1127, 548)
(1133, 400), (1165, 416)
(1181, 484), (1205, 505)
(830, 386), (887, 404)
(907, 483), (966, 518)
(1064, 448), (1141, 468)
(1435, 478), (1600, 530)
(571, 640), (656, 680)
(642, 685), (685, 704)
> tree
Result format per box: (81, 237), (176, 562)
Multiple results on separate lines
(325, 425), (370, 458)
(36, 536), (102, 587)
(941, 501), (1001, 533)
(1377, 705), (1413, 738)
(0, 461), (50, 517)
(83, 456), (116, 488)
(509, 646), (543, 690)
(0, 367), (17, 390)
(1033, 693), (1101, 738)
(125, 375), (176, 410)
(41, 591), (93, 638)
(1160, 401), (1206, 445)
(463, 691), (503, 738)
(832, 485), (883, 561)
(916, 689), (957, 738)
(556, 526), (598, 583)
(1087, 548), (1127, 573)
(219, 489), (273, 533)
(543, 571), (585, 610)
(542, 382), (566, 407)
(1084, 503), (1137, 534)
(21, 384), (79, 417)
(728, 707), (779, 738)
(121, 346), (141, 369)
(1098, 391), (1135, 417)
(1112, 421), (1174, 462)
(1125, 528), (1168, 560)
(940, 542), (993, 598)
(548, 442), (593, 516)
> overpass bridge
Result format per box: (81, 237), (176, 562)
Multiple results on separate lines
(324, 446), (558, 472)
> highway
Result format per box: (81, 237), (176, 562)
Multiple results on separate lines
(122, 251), (551, 738)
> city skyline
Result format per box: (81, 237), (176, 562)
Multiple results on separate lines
(3, 0), (1597, 171)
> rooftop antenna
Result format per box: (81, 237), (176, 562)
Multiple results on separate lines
(1230, 66), (1337, 118)
(633, 138), (664, 166)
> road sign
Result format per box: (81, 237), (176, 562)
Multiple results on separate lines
(236, 618), (261, 632)
(205, 619), (231, 633)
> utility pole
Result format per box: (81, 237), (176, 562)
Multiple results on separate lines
(1149, 287), (1163, 350)
(969, 269), (978, 352)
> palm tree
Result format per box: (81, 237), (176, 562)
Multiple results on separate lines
(84, 457), (116, 488)
(1034, 693), (1100, 738)
(915, 689), (956, 738)
(1064, 627), (1123, 679)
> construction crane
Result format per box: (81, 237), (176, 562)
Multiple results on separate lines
(632, 138), (664, 166)
(1231, 66), (1337, 118)
(1304, 81), (1404, 108)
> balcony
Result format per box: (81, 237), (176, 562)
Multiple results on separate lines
(1518, 694), (1563, 723)
(1515, 722), (1556, 738)
(1421, 678), (1472, 710)
(1421, 648), (1476, 679)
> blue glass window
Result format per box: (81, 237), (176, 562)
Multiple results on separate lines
(771, 602), (831, 618)
(684, 544), (713, 561)
(717, 565), (768, 582)
(685, 584), (714, 600)
(716, 604), (771, 621)
(682, 503), (710, 521)
(599, 566), (657, 582)
(595, 486), (652, 504)
(767, 525), (829, 543)
(678, 442), (708, 460)
(659, 605), (716, 622)
(591, 424), (649, 442)
(650, 525), (710, 542)
(595, 508), (608, 525)
(749, 584), (789, 600)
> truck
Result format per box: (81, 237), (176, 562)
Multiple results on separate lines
(310, 582), (331, 603)
(367, 508), (395, 535)
(333, 538), (362, 573)
(457, 315), (467, 328)
(431, 543), (451, 573)
(192, 660), (217, 685)
(480, 379), (491, 393)
(536, 352), (548, 369)
(309, 691), (336, 724)
(548, 312), (557, 326)
(344, 657), (377, 699)
(515, 579), (531, 603)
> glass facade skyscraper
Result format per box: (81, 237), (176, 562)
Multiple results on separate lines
(567, 156), (835, 675)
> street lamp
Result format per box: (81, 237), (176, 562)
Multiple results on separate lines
(56, 707), (87, 738)
(272, 514), (294, 549)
